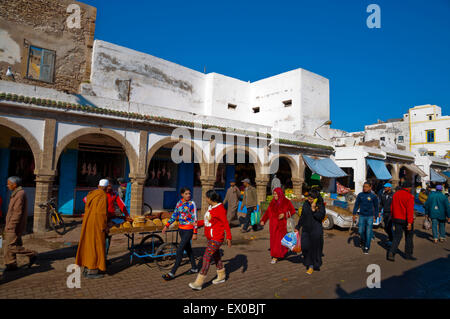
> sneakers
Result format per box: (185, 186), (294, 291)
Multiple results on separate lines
(270, 258), (277, 264)
(186, 268), (199, 275)
(439, 238), (446, 242)
(306, 268), (314, 275)
(363, 247), (369, 255)
(162, 273), (175, 281)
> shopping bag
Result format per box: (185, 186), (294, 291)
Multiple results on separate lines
(251, 209), (261, 226)
(292, 231), (302, 253)
(281, 232), (297, 250)
(286, 211), (295, 233)
(423, 217), (431, 230)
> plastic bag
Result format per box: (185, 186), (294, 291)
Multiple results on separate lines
(251, 209), (261, 226)
(423, 217), (431, 230)
(292, 231), (301, 253)
(286, 210), (296, 233)
(281, 232), (297, 250)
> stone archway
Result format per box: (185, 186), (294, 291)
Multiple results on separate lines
(146, 136), (209, 215)
(0, 117), (42, 167)
(147, 136), (207, 175)
(215, 145), (264, 179)
(269, 154), (300, 180)
(215, 145), (267, 204)
(55, 127), (139, 176)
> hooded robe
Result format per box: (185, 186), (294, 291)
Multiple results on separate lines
(75, 188), (108, 271)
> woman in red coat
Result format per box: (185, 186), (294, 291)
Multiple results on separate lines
(260, 187), (296, 264)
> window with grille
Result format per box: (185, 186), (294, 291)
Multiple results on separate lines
(26, 45), (56, 83)
(426, 130), (435, 143)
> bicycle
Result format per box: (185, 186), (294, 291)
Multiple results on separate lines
(39, 197), (66, 235)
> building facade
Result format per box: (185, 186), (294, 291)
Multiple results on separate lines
(0, 0), (337, 233)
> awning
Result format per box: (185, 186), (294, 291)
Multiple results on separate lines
(366, 159), (392, 180)
(302, 155), (347, 178)
(404, 164), (427, 178)
(442, 171), (450, 178)
(430, 168), (446, 183)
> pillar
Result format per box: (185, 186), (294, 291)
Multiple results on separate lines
(255, 176), (269, 205)
(33, 171), (56, 233)
(391, 164), (400, 189)
(292, 178), (302, 199)
(296, 155), (306, 197)
(33, 119), (56, 233)
(200, 176), (215, 219)
(129, 175), (146, 217)
(129, 130), (149, 217)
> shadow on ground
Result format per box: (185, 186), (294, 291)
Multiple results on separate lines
(336, 254), (450, 298)
(0, 245), (78, 285)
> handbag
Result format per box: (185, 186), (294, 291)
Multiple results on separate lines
(286, 211), (295, 233)
(423, 217), (431, 230)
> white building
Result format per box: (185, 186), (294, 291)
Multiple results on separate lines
(406, 104), (450, 158)
(82, 40), (331, 138)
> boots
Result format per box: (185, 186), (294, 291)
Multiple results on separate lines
(212, 268), (226, 285)
(189, 274), (206, 290)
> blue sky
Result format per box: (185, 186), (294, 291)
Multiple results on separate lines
(84, 0), (450, 132)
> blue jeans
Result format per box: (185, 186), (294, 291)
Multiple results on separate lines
(359, 216), (374, 250)
(431, 219), (446, 240)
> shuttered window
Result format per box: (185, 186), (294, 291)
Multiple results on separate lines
(26, 45), (56, 83)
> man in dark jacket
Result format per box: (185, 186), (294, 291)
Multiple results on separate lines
(387, 180), (415, 261)
(2, 176), (37, 271)
(353, 182), (379, 254)
(424, 184), (450, 243)
(379, 182), (394, 245)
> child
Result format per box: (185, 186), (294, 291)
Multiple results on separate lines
(189, 190), (232, 290)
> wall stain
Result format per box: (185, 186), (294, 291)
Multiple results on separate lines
(98, 52), (193, 93)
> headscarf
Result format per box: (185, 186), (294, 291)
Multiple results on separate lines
(272, 187), (287, 207)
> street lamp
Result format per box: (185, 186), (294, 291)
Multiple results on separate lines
(313, 120), (332, 139)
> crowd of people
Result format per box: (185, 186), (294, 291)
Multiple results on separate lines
(1, 174), (449, 290)
(352, 180), (450, 261)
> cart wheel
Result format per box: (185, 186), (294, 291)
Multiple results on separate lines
(136, 234), (164, 260)
(322, 214), (334, 230)
(155, 242), (178, 270)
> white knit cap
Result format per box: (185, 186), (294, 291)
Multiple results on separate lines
(99, 179), (109, 187)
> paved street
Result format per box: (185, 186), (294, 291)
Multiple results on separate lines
(0, 216), (449, 299)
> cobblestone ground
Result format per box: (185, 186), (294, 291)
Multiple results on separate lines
(0, 216), (449, 299)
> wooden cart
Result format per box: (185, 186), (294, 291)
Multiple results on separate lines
(109, 224), (180, 270)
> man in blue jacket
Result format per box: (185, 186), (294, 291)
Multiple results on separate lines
(353, 182), (379, 254)
(424, 184), (450, 243)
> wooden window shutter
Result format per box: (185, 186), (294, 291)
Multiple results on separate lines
(40, 49), (55, 83)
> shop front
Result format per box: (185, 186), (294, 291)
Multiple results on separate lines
(0, 125), (37, 217)
(57, 134), (130, 215)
